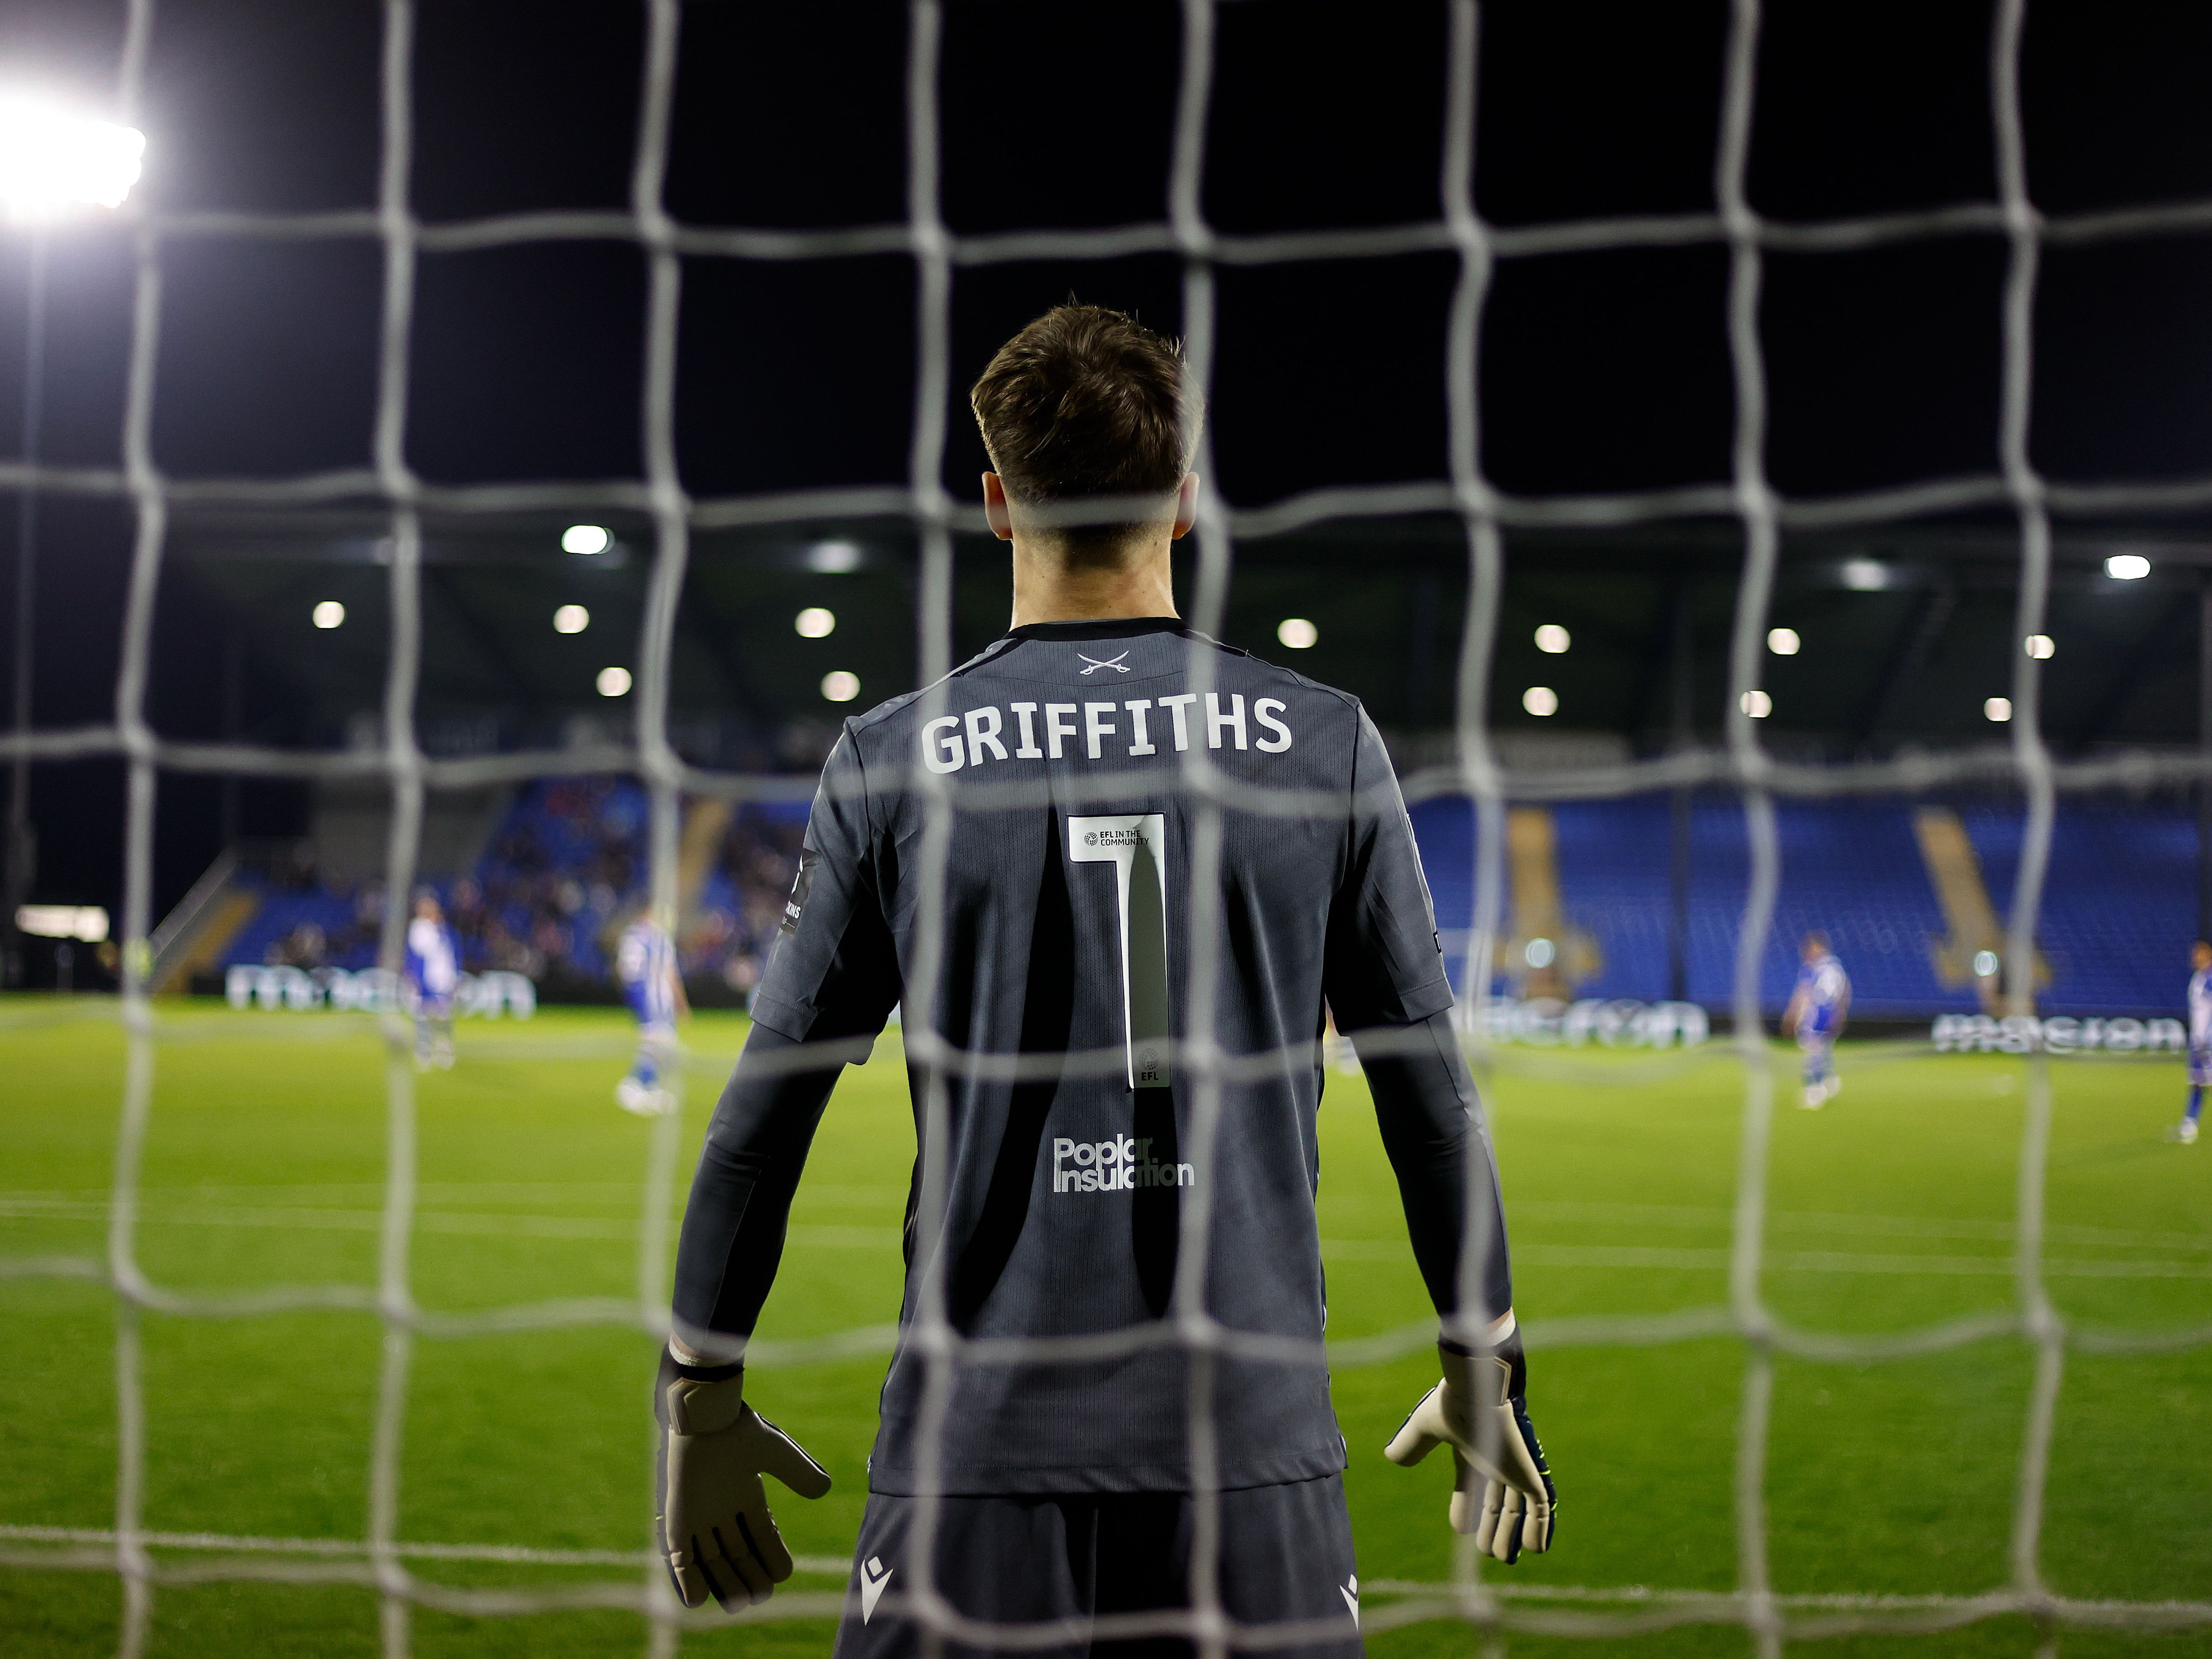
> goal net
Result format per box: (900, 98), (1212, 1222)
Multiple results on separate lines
(4, 1), (2210, 1655)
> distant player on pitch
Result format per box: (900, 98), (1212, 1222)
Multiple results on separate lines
(2172, 939), (2212, 1145)
(1782, 931), (1849, 1109)
(402, 890), (459, 1071)
(615, 908), (687, 1116)
(649, 306), (1552, 1651)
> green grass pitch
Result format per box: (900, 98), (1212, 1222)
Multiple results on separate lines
(3, 997), (2209, 1657)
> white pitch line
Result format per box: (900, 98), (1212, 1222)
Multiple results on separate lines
(0, 1524), (853, 1578)
(4, 1530), (2207, 1621)
(9, 1199), (2212, 1278)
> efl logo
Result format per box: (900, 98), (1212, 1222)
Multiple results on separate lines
(1052, 1134), (1193, 1194)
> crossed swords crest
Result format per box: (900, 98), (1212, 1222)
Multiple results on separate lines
(1077, 651), (1131, 675)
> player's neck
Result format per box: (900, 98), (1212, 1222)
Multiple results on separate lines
(1007, 537), (1178, 629)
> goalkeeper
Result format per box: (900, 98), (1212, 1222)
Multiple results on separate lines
(654, 306), (1553, 1651)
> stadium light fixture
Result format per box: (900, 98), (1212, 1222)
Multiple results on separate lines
(2104, 553), (2150, 580)
(807, 540), (863, 574)
(821, 670), (861, 703)
(596, 666), (631, 698)
(0, 95), (145, 217)
(1766, 627), (1800, 656)
(552, 604), (588, 634)
(1740, 690), (1771, 718)
(1521, 686), (1557, 717)
(1840, 558), (1886, 591)
(1533, 624), (1569, 654)
(1984, 696), (2012, 723)
(2025, 633), (2055, 659)
(1277, 618), (1317, 649)
(311, 601), (345, 630)
(562, 524), (610, 556)
(795, 607), (836, 639)
(1973, 948), (2000, 978)
(1523, 937), (1555, 968)
(15, 903), (107, 941)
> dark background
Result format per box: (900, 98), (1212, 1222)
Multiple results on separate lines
(6, 0), (2212, 946)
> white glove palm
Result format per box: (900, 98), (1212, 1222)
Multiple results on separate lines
(655, 1355), (832, 1609)
(1384, 1335), (1556, 1563)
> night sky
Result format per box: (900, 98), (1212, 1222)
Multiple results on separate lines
(7, 0), (2212, 924)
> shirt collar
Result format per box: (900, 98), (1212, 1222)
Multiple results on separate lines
(1003, 617), (1188, 643)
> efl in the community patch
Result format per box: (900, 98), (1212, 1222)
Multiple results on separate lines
(781, 849), (820, 936)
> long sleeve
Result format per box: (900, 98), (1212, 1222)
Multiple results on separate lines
(1321, 710), (1510, 1327)
(669, 726), (902, 1351)
(671, 1022), (847, 1345)
(1351, 1010), (1511, 1325)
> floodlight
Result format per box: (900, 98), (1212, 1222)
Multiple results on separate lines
(822, 671), (861, 703)
(807, 541), (863, 574)
(1277, 618), (1317, 649)
(15, 904), (108, 941)
(1984, 697), (2012, 723)
(2105, 553), (2150, 580)
(795, 607), (836, 638)
(1740, 690), (1772, 718)
(0, 95), (145, 217)
(2025, 633), (2054, 659)
(1973, 949), (2000, 978)
(596, 666), (632, 697)
(1767, 627), (1800, 656)
(562, 524), (611, 556)
(1524, 937), (1555, 968)
(311, 601), (345, 630)
(553, 605), (589, 634)
(1840, 558), (1886, 591)
(1522, 686), (1557, 717)
(1534, 624), (1569, 654)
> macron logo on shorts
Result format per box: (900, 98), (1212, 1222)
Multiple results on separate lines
(860, 1556), (893, 1624)
(1052, 1134), (1192, 1194)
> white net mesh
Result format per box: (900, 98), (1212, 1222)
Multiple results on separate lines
(5, 0), (2212, 1653)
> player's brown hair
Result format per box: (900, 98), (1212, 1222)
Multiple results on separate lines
(969, 304), (1201, 538)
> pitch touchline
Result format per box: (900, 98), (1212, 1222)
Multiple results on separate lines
(5, 1528), (2207, 1619)
(11, 1190), (2206, 1254)
(6, 1201), (2210, 1277)
(0, 1525), (849, 1575)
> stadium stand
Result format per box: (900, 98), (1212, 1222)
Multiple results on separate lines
(1412, 795), (2197, 1019)
(182, 781), (807, 1002)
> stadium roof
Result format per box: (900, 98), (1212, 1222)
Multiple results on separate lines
(150, 503), (2210, 764)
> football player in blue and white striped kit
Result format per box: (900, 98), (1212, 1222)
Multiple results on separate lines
(2173, 940), (2212, 1145)
(403, 890), (461, 1071)
(616, 909), (687, 1116)
(1782, 931), (1850, 1109)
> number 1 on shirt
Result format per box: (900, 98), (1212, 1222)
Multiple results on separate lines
(1068, 815), (1172, 1090)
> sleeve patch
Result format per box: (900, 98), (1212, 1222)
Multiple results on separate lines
(780, 849), (820, 936)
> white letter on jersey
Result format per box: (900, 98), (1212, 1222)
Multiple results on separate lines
(1068, 815), (1172, 1089)
(1010, 702), (1044, 759)
(1045, 703), (1079, 759)
(922, 717), (964, 773)
(1125, 700), (1155, 755)
(1205, 693), (1246, 750)
(965, 706), (1007, 766)
(1155, 693), (1196, 751)
(1253, 698), (1293, 753)
(1084, 702), (1118, 759)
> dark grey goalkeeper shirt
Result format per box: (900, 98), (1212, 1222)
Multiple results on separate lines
(673, 618), (1512, 1494)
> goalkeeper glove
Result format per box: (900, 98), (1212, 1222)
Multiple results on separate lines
(1384, 1324), (1556, 1563)
(653, 1347), (832, 1610)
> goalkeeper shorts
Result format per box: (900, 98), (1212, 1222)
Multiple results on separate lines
(831, 1473), (1364, 1658)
